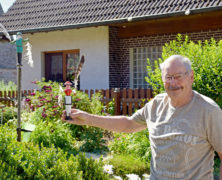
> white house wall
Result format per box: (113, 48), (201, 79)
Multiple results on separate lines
(22, 26), (109, 90)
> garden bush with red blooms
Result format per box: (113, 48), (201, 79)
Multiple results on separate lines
(26, 79), (109, 154)
(27, 80), (63, 121)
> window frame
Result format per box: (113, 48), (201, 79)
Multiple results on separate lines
(129, 46), (162, 89)
(44, 49), (80, 82)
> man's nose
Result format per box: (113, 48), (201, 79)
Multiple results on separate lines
(169, 77), (177, 85)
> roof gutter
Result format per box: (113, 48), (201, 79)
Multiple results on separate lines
(3, 5), (222, 35)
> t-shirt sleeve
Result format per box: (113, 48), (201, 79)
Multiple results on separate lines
(130, 102), (150, 125)
(207, 108), (222, 152)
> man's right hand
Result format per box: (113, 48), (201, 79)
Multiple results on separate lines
(62, 109), (88, 126)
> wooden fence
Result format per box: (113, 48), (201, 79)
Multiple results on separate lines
(0, 88), (153, 115)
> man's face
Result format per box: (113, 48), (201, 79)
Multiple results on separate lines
(162, 60), (194, 100)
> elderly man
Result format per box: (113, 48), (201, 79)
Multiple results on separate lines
(63, 55), (222, 180)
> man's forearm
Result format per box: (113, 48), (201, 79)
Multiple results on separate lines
(84, 114), (146, 133)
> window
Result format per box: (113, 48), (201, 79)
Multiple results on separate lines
(130, 46), (162, 89)
(45, 49), (80, 84)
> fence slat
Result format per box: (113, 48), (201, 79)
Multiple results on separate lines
(0, 91), (2, 104)
(105, 89), (110, 106)
(147, 89), (152, 99)
(134, 89), (139, 110)
(113, 88), (120, 115)
(90, 89), (94, 98)
(128, 89), (133, 115)
(122, 88), (127, 115)
(7, 91), (11, 106)
(4, 91), (7, 106)
(139, 89), (145, 109)
(84, 89), (88, 95)
(12, 91), (15, 106)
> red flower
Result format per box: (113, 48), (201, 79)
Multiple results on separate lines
(30, 92), (35, 96)
(45, 90), (52, 93)
(42, 86), (52, 90)
(25, 98), (31, 102)
(42, 112), (47, 118)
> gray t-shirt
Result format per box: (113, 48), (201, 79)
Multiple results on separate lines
(131, 91), (222, 180)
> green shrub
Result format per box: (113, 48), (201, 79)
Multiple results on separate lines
(107, 98), (115, 115)
(0, 124), (110, 179)
(105, 154), (150, 178)
(109, 133), (130, 154)
(0, 106), (17, 124)
(79, 126), (108, 154)
(109, 130), (151, 163)
(214, 152), (221, 177)
(126, 130), (151, 162)
(29, 121), (78, 154)
(0, 161), (22, 180)
(146, 34), (222, 107)
(77, 153), (110, 180)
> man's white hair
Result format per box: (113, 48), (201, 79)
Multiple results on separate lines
(160, 55), (192, 73)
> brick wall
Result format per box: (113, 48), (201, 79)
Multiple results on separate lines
(109, 27), (222, 88)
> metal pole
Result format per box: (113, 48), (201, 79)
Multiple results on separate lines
(17, 52), (22, 142)
(12, 32), (25, 142)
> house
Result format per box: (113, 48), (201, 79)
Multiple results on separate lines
(0, 3), (16, 84)
(0, 0), (222, 90)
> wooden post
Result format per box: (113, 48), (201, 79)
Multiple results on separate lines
(122, 88), (127, 115)
(12, 91), (15, 107)
(4, 91), (7, 105)
(128, 89), (133, 115)
(114, 88), (120, 115)
(90, 89), (94, 98)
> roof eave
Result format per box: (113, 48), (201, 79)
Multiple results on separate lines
(4, 6), (222, 35)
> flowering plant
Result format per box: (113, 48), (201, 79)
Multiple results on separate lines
(27, 79), (63, 121)
(26, 79), (109, 153)
(126, 174), (141, 180)
(103, 164), (114, 175)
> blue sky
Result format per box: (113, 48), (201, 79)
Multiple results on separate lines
(0, 0), (16, 12)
